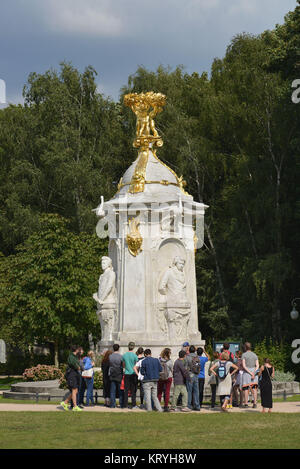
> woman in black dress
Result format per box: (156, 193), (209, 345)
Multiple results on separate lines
(258, 358), (274, 413)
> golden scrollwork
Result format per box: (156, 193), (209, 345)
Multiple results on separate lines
(126, 217), (143, 256)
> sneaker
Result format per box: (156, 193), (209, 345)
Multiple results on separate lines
(72, 406), (83, 412)
(60, 401), (69, 411)
(181, 407), (192, 412)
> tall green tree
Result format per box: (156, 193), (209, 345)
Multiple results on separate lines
(0, 214), (106, 365)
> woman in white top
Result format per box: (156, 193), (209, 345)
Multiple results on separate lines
(210, 351), (238, 412)
(133, 347), (145, 408)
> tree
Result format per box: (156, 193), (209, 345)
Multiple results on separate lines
(0, 214), (107, 366)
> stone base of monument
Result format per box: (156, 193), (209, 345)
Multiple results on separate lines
(3, 380), (68, 401)
(98, 338), (206, 358)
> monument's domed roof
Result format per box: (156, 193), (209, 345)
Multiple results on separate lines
(113, 148), (191, 201)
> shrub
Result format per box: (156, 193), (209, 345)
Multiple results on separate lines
(23, 364), (63, 382)
(93, 370), (103, 389)
(273, 370), (296, 382)
(254, 338), (289, 371)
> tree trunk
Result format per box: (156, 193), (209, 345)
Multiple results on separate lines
(54, 340), (59, 368)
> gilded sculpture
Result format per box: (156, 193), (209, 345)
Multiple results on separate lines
(122, 91), (190, 196)
(126, 217), (143, 256)
(124, 91), (166, 149)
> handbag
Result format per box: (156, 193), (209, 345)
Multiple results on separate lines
(82, 368), (93, 378)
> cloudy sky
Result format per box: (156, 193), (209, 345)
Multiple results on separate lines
(0, 0), (297, 105)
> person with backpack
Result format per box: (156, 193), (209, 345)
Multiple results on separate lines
(157, 348), (173, 412)
(210, 351), (238, 412)
(197, 346), (210, 408)
(185, 345), (201, 411)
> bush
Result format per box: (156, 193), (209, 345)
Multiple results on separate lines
(254, 338), (289, 371)
(23, 364), (63, 382)
(93, 370), (103, 389)
(273, 370), (296, 382)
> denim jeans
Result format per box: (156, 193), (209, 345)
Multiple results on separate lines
(110, 380), (123, 408)
(142, 381), (162, 412)
(84, 377), (94, 405)
(78, 375), (86, 405)
(187, 375), (200, 410)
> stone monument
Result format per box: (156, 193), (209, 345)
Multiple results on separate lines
(94, 92), (208, 355)
(93, 256), (118, 346)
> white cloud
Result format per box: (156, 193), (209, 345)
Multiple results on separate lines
(0, 79), (6, 104)
(38, 0), (124, 37)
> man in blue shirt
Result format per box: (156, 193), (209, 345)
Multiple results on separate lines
(197, 347), (210, 408)
(140, 349), (163, 412)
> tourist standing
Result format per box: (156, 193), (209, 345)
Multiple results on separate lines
(140, 349), (163, 412)
(170, 350), (191, 412)
(61, 345), (83, 412)
(232, 351), (244, 407)
(241, 342), (259, 409)
(83, 350), (95, 406)
(219, 343), (235, 362)
(258, 358), (274, 413)
(133, 347), (145, 409)
(197, 346), (210, 408)
(122, 342), (138, 408)
(208, 351), (219, 408)
(77, 347), (86, 408)
(157, 348), (173, 412)
(210, 351), (238, 412)
(108, 344), (124, 408)
(185, 345), (201, 411)
(101, 350), (113, 407)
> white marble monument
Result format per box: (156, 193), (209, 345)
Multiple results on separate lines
(94, 92), (208, 356)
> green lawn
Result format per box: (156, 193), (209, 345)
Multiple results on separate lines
(0, 412), (300, 449)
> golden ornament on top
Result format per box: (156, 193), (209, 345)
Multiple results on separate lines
(124, 92), (166, 149)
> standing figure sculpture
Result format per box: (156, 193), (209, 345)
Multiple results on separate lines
(158, 257), (191, 340)
(93, 256), (117, 342)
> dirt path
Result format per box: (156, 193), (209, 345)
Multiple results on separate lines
(0, 401), (299, 413)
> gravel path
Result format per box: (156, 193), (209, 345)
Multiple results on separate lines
(0, 401), (299, 413)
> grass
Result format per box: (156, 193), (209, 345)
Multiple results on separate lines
(0, 412), (300, 449)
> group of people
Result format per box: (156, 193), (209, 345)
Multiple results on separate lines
(208, 342), (274, 413)
(60, 340), (275, 414)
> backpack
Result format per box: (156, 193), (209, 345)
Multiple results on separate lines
(190, 356), (201, 375)
(159, 360), (169, 381)
(217, 361), (228, 380)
